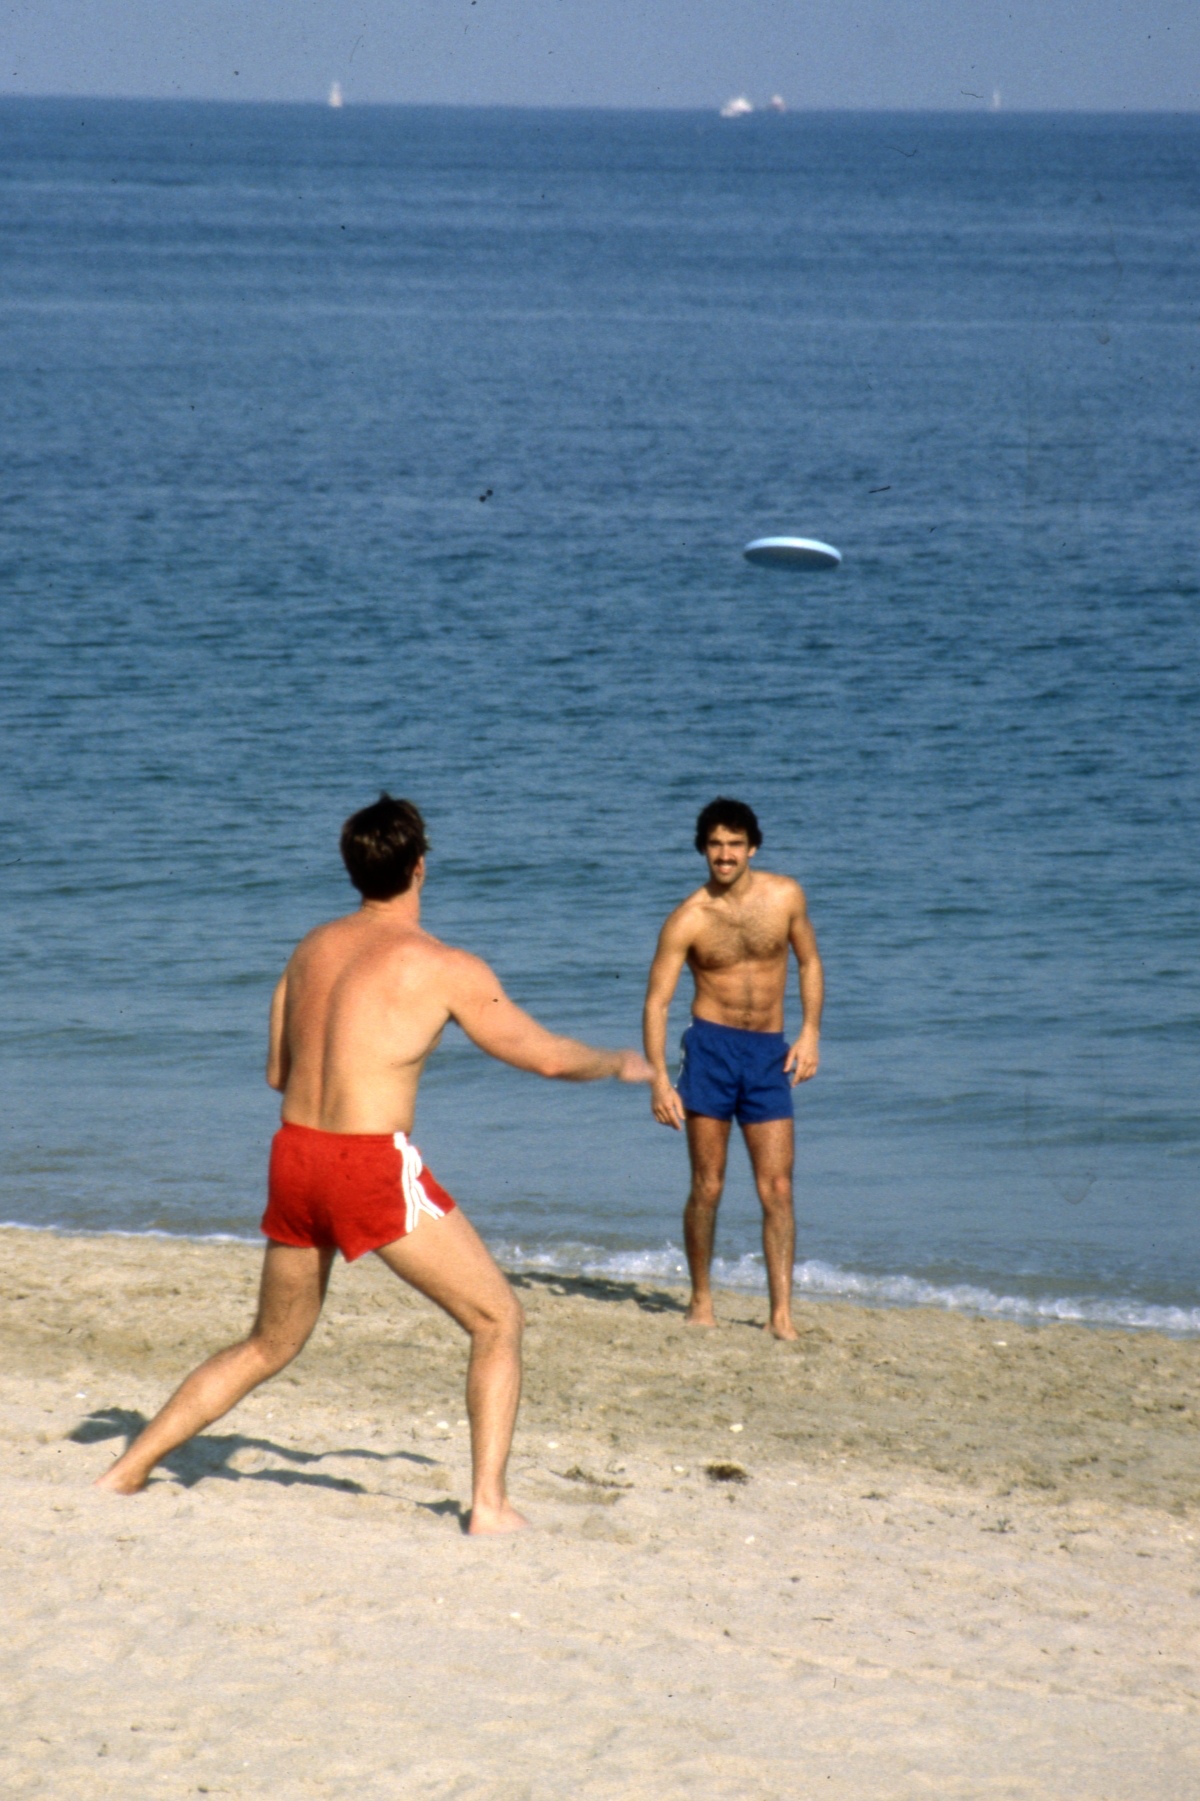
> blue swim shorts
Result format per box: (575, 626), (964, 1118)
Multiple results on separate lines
(676, 1016), (794, 1125)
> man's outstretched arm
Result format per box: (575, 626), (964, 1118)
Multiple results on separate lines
(448, 952), (649, 1082)
(643, 914), (690, 1129)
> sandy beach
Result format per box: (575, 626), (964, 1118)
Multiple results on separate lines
(2, 1224), (1198, 1798)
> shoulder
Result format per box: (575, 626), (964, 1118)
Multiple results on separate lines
(428, 940), (503, 995)
(753, 870), (809, 914)
(369, 932), (496, 1015)
(290, 909), (362, 956)
(369, 923), (475, 986)
(658, 887), (710, 943)
(282, 917), (341, 975)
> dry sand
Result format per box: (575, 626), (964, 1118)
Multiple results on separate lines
(2, 1223), (1198, 1798)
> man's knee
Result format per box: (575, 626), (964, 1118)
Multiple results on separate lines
(503, 1293), (526, 1340)
(687, 1173), (724, 1211)
(246, 1327), (306, 1379)
(473, 1285), (524, 1343)
(757, 1174), (793, 1213)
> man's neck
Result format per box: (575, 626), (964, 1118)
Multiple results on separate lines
(359, 890), (421, 927)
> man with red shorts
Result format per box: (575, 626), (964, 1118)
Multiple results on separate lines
(97, 794), (651, 1532)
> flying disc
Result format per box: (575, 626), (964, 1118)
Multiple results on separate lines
(743, 537), (842, 570)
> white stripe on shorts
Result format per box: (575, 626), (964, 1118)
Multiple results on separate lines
(393, 1130), (449, 1234)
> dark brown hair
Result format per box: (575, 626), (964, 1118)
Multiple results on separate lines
(340, 793), (429, 899)
(694, 797), (762, 853)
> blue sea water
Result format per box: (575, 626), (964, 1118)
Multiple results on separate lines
(1, 100), (1198, 1330)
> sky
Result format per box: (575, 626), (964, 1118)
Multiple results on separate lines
(2, 0), (1198, 111)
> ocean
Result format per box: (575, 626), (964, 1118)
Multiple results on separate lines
(1, 99), (1197, 1331)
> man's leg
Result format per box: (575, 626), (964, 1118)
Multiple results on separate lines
(375, 1208), (526, 1536)
(741, 1116), (798, 1340)
(95, 1242), (335, 1493)
(683, 1113), (732, 1327)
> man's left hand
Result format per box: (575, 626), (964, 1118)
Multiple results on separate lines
(785, 1032), (820, 1086)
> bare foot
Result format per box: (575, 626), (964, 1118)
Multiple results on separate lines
(766, 1317), (800, 1342)
(467, 1500), (529, 1535)
(685, 1300), (718, 1328)
(94, 1463), (148, 1495)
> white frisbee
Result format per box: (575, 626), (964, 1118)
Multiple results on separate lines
(743, 536), (842, 570)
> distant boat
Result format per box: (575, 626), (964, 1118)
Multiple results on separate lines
(328, 81), (344, 109)
(719, 95), (753, 119)
(768, 94), (786, 113)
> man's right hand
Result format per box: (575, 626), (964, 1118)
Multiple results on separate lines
(650, 1073), (686, 1130)
(617, 1050), (655, 1084)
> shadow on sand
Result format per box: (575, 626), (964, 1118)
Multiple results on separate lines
(416, 1496), (469, 1531)
(508, 1269), (777, 1335)
(73, 1406), (446, 1493)
(507, 1270), (687, 1316)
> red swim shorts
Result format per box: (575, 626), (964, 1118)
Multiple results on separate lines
(261, 1121), (457, 1263)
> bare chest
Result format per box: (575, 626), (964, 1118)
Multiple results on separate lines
(689, 905), (789, 972)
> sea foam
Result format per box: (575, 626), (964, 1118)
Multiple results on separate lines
(3, 1217), (1196, 1336)
(493, 1239), (1200, 1337)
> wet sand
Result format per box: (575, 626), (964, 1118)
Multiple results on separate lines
(2, 1225), (1198, 1798)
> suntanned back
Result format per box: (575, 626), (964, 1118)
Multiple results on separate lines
(274, 912), (454, 1136)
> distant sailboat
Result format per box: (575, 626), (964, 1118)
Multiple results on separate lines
(719, 94), (753, 119)
(768, 94), (786, 113)
(328, 81), (344, 109)
(990, 86), (1002, 110)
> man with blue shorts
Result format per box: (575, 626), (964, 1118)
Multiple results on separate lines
(643, 799), (823, 1339)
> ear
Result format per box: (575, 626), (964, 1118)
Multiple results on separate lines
(748, 844), (758, 858)
(414, 855), (427, 888)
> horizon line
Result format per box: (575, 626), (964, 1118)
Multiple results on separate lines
(1, 92), (1198, 117)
